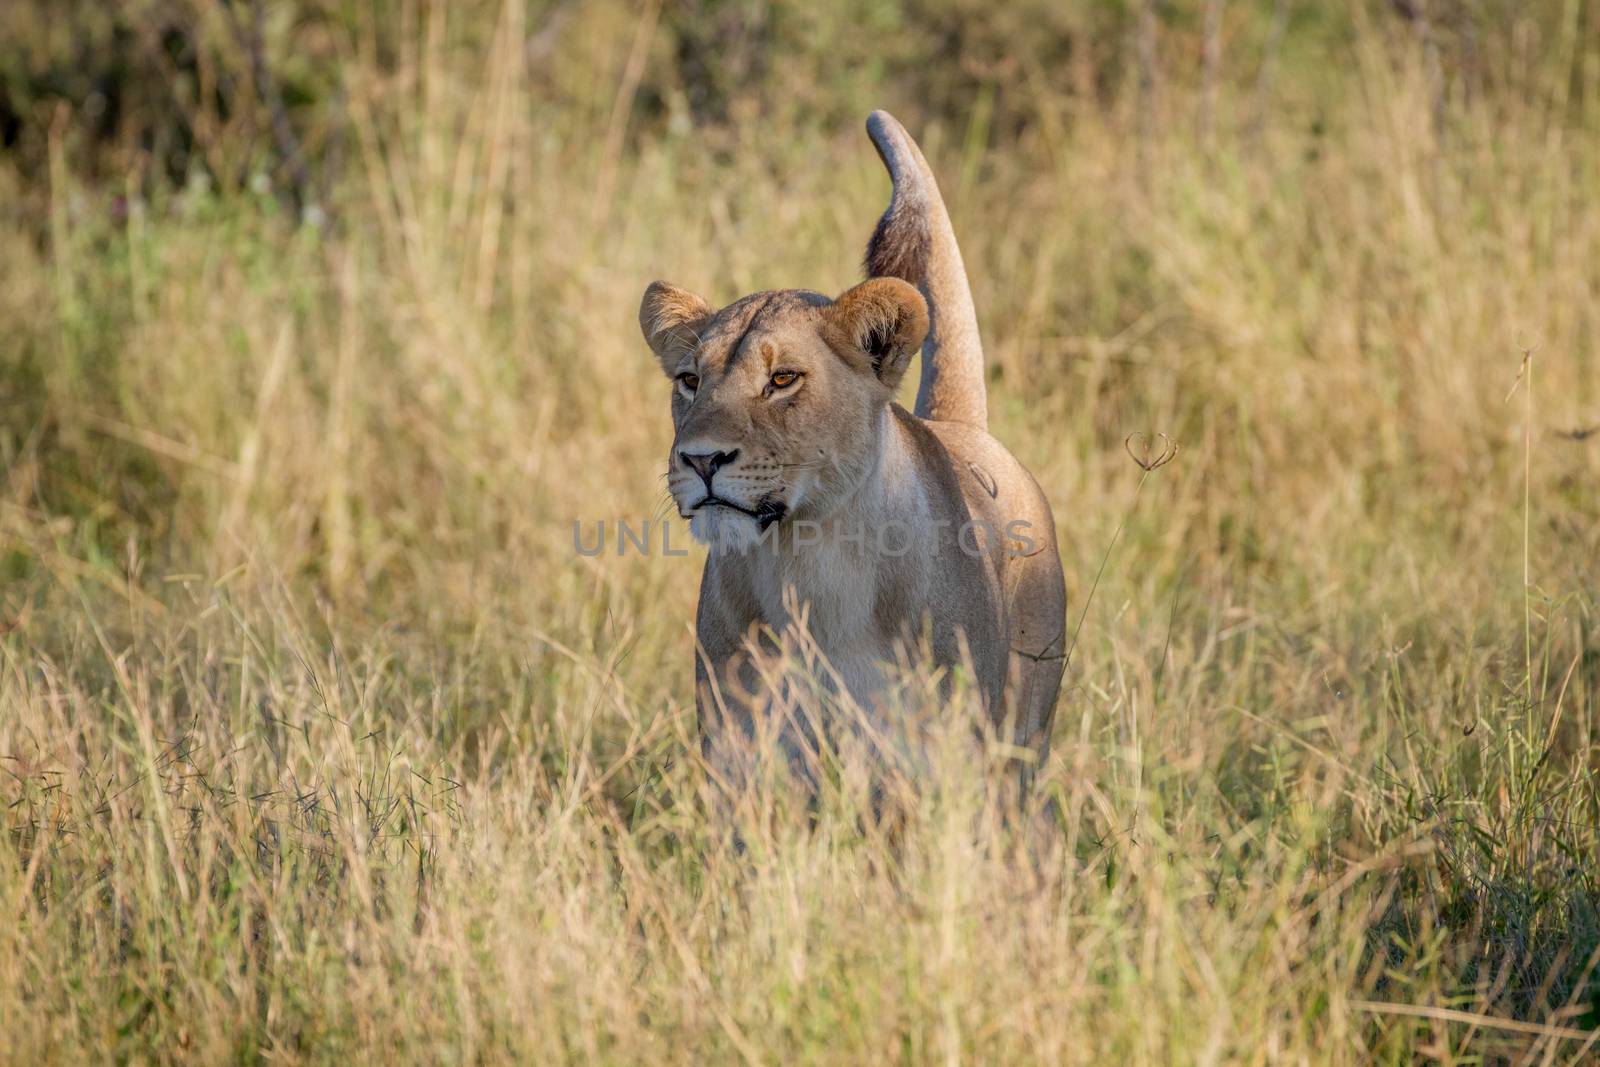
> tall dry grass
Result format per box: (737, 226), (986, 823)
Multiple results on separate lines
(2, 1), (1599, 1061)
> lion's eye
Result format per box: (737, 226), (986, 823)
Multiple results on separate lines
(770, 371), (800, 390)
(676, 372), (699, 397)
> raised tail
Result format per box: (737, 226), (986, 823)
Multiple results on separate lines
(863, 110), (987, 428)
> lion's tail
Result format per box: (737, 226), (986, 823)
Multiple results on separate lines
(863, 110), (986, 429)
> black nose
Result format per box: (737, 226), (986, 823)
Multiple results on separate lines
(679, 449), (739, 485)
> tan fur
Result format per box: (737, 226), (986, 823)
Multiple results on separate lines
(640, 112), (1065, 792)
(865, 110), (988, 429)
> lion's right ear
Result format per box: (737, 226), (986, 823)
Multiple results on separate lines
(639, 282), (712, 376)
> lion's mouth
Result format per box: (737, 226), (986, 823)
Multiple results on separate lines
(690, 495), (788, 530)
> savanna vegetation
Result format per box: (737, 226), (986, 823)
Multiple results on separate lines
(2, 1), (1599, 1062)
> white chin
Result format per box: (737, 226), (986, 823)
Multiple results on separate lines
(689, 509), (763, 550)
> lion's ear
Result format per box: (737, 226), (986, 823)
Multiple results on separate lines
(639, 282), (713, 376)
(821, 277), (929, 391)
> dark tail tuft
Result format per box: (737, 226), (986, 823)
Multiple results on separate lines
(865, 201), (930, 285)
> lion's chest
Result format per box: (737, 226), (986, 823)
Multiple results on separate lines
(751, 546), (879, 648)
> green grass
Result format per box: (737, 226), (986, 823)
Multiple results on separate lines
(2, 1), (1599, 1062)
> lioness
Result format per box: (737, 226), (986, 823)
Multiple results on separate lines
(640, 111), (1065, 791)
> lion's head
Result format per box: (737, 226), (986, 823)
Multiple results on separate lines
(639, 278), (929, 549)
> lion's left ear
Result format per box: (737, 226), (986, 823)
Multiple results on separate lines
(821, 277), (929, 391)
(639, 281), (713, 376)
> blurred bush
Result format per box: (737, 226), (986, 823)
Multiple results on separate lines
(4, 1), (1595, 211)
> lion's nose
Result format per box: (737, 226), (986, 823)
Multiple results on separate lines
(679, 448), (739, 485)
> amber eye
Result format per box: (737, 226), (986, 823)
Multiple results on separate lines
(676, 372), (699, 396)
(770, 370), (800, 390)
